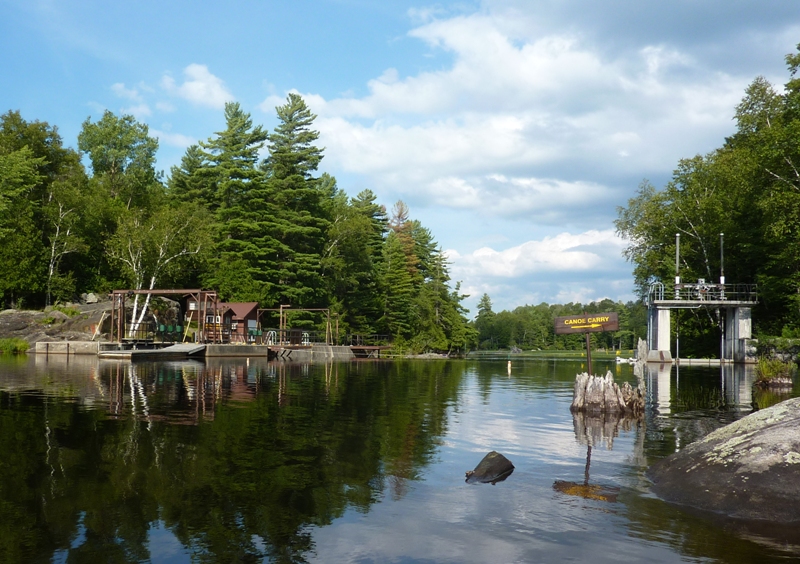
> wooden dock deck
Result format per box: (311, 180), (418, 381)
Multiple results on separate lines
(98, 343), (207, 360)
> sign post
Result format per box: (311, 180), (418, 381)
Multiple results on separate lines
(554, 312), (620, 375)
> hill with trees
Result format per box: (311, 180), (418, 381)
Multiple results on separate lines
(614, 45), (800, 356)
(0, 95), (474, 354)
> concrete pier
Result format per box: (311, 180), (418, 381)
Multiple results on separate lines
(645, 279), (757, 364)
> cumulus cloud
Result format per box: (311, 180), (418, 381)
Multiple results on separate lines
(150, 129), (195, 149)
(285, 10), (750, 230)
(448, 229), (626, 279)
(257, 2), (786, 306)
(162, 64), (234, 109)
(110, 82), (152, 118)
(446, 229), (631, 311)
(111, 82), (141, 101)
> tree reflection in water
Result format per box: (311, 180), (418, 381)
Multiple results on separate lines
(552, 410), (637, 503)
(0, 358), (461, 563)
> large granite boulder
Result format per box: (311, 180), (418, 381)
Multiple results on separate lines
(648, 397), (800, 522)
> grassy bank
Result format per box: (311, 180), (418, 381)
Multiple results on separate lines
(467, 349), (635, 360)
(0, 338), (29, 354)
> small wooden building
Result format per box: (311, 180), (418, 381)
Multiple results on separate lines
(219, 302), (259, 343)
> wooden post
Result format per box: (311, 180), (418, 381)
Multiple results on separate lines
(585, 333), (592, 376)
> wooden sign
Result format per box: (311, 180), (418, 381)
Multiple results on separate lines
(554, 312), (619, 335)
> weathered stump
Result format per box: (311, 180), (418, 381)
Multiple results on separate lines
(571, 371), (644, 416)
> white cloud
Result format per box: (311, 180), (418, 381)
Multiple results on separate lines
(284, 9), (751, 228)
(446, 229), (632, 311)
(161, 64), (234, 109)
(111, 82), (141, 101)
(121, 103), (152, 119)
(150, 129), (195, 149)
(448, 229), (626, 280)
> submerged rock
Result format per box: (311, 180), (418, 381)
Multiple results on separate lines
(648, 397), (800, 522)
(465, 451), (514, 485)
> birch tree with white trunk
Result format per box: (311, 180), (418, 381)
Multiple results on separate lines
(108, 204), (211, 336)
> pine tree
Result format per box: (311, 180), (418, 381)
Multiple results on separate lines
(261, 93), (330, 308)
(181, 102), (272, 302)
(380, 231), (415, 338)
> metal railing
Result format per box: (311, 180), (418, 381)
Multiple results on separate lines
(649, 282), (758, 304)
(344, 334), (393, 347)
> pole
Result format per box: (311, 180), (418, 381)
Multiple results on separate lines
(720, 232), (725, 285)
(585, 332), (592, 376)
(675, 233), (681, 298)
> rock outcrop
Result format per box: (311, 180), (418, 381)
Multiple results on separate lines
(0, 301), (112, 347)
(648, 397), (800, 522)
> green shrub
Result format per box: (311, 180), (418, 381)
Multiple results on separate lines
(755, 357), (796, 382)
(0, 338), (29, 354)
(51, 305), (81, 317)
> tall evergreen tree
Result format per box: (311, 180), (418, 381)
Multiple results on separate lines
(261, 93), (330, 308)
(178, 103), (271, 301)
(380, 231), (415, 338)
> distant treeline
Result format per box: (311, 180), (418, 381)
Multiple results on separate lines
(0, 95), (474, 353)
(473, 294), (647, 352)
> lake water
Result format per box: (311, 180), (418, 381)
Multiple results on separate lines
(0, 354), (798, 563)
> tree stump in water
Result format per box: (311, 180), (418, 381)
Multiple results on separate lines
(571, 371), (644, 416)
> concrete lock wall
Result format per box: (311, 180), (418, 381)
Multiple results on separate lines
(647, 308), (672, 363)
(34, 341), (100, 355)
(285, 345), (355, 362)
(724, 307), (752, 363)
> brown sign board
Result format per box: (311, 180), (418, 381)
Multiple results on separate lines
(554, 312), (619, 335)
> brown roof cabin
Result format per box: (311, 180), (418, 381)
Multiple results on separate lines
(218, 302), (259, 343)
(188, 299), (259, 343)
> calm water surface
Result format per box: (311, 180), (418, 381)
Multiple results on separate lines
(0, 354), (798, 563)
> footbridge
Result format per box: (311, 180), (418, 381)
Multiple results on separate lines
(646, 281), (757, 363)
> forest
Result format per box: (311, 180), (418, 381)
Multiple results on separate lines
(0, 95), (474, 353)
(471, 294), (647, 353)
(4, 46), (800, 357)
(478, 46), (800, 357)
(613, 46), (800, 356)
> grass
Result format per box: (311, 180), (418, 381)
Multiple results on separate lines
(468, 349), (635, 360)
(755, 357), (796, 384)
(0, 338), (29, 354)
(50, 305), (81, 317)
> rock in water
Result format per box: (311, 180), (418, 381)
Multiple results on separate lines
(465, 451), (514, 484)
(648, 397), (800, 522)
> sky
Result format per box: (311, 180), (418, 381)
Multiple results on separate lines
(2, 0), (799, 315)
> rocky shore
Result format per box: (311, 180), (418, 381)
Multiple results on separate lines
(648, 396), (800, 522)
(0, 299), (112, 349)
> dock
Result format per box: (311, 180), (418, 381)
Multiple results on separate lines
(37, 341), (365, 361)
(97, 343), (207, 360)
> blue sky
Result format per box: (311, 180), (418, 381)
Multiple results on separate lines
(2, 0), (799, 314)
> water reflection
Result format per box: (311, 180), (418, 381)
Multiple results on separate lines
(0, 356), (797, 562)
